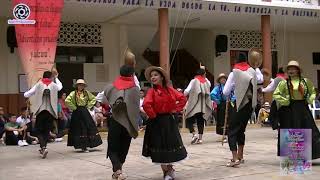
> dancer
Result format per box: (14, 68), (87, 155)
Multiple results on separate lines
(262, 67), (286, 129)
(223, 53), (263, 167)
(65, 79), (102, 152)
(24, 71), (62, 158)
(184, 67), (212, 144)
(142, 66), (187, 180)
(100, 65), (140, 180)
(210, 73), (236, 142)
(273, 60), (320, 159)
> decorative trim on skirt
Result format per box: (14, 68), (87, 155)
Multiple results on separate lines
(142, 114), (188, 164)
(67, 106), (102, 149)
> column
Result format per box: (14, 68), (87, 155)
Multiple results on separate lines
(158, 8), (170, 78)
(261, 15), (272, 102)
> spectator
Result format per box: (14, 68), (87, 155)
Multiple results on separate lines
(57, 102), (67, 137)
(26, 115), (39, 145)
(59, 92), (71, 121)
(4, 113), (28, 146)
(16, 107), (30, 145)
(0, 107), (6, 143)
(138, 89), (147, 130)
(257, 102), (271, 126)
(94, 101), (107, 127)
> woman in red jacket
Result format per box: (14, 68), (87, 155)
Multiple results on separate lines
(142, 66), (187, 180)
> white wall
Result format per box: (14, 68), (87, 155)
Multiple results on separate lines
(84, 23), (129, 93)
(283, 32), (320, 87)
(127, 25), (157, 73)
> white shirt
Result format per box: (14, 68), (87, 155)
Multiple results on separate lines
(184, 78), (211, 96)
(24, 78), (63, 98)
(134, 75), (141, 90)
(223, 68), (263, 96)
(140, 98), (145, 112)
(262, 78), (276, 93)
(16, 116), (30, 126)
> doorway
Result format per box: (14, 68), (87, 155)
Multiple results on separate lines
(56, 63), (83, 94)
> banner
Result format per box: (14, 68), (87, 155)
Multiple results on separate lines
(71, 0), (320, 18)
(12, 0), (64, 87)
(280, 129), (312, 175)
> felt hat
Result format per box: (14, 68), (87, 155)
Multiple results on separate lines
(144, 66), (169, 85)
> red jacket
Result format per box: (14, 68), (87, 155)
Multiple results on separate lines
(143, 85), (186, 119)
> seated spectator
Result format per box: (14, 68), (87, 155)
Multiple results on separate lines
(94, 101), (107, 127)
(16, 107), (31, 145)
(26, 115), (39, 145)
(0, 107), (6, 141)
(4, 113), (28, 146)
(257, 102), (271, 126)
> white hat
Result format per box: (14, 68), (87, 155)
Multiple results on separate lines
(74, 79), (87, 87)
(286, 60), (301, 71)
(264, 102), (270, 107)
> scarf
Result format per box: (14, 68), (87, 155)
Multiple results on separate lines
(41, 78), (52, 86)
(195, 75), (206, 83)
(233, 62), (250, 71)
(113, 76), (135, 90)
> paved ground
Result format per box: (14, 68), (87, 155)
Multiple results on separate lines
(1, 126), (320, 180)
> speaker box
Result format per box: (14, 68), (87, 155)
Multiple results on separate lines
(215, 35), (228, 53)
(7, 26), (17, 53)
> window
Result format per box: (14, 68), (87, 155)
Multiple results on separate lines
(55, 46), (103, 64)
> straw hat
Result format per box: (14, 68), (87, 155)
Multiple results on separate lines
(286, 60), (301, 71)
(216, 73), (227, 83)
(74, 79), (87, 87)
(144, 66), (169, 85)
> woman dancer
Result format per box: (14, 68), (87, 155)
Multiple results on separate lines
(273, 60), (320, 159)
(142, 66), (188, 180)
(65, 79), (102, 152)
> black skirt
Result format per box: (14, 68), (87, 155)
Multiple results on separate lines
(216, 101), (235, 135)
(142, 114), (187, 164)
(277, 100), (320, 159)
(67, 106), (103, 149)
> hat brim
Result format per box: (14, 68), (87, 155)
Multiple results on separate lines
(216, 75), (227, 82)
(74, 83), (87, 88)
(144, 66), (169, 85)
(286, 65), (302, 73)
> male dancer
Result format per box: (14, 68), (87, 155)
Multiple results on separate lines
(24, 71), (62, 158)
(184, 67), (212, 144)
(98, 65), (140, 179)
(223, 53), (263, 167)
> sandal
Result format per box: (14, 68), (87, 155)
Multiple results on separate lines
(238, 158), (245, 164)
(112, 170), (126, 180)
(226, 159), (240, 167)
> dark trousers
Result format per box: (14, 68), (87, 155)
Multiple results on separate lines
(5, 132), (22, 145)
(228, 102), (253, 151)
(186, 112), (205, 135)
(36, 111), (54, 149)
(107, 118), (132, 172)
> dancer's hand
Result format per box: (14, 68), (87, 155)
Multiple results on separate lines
(52, 67), (59, 78)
